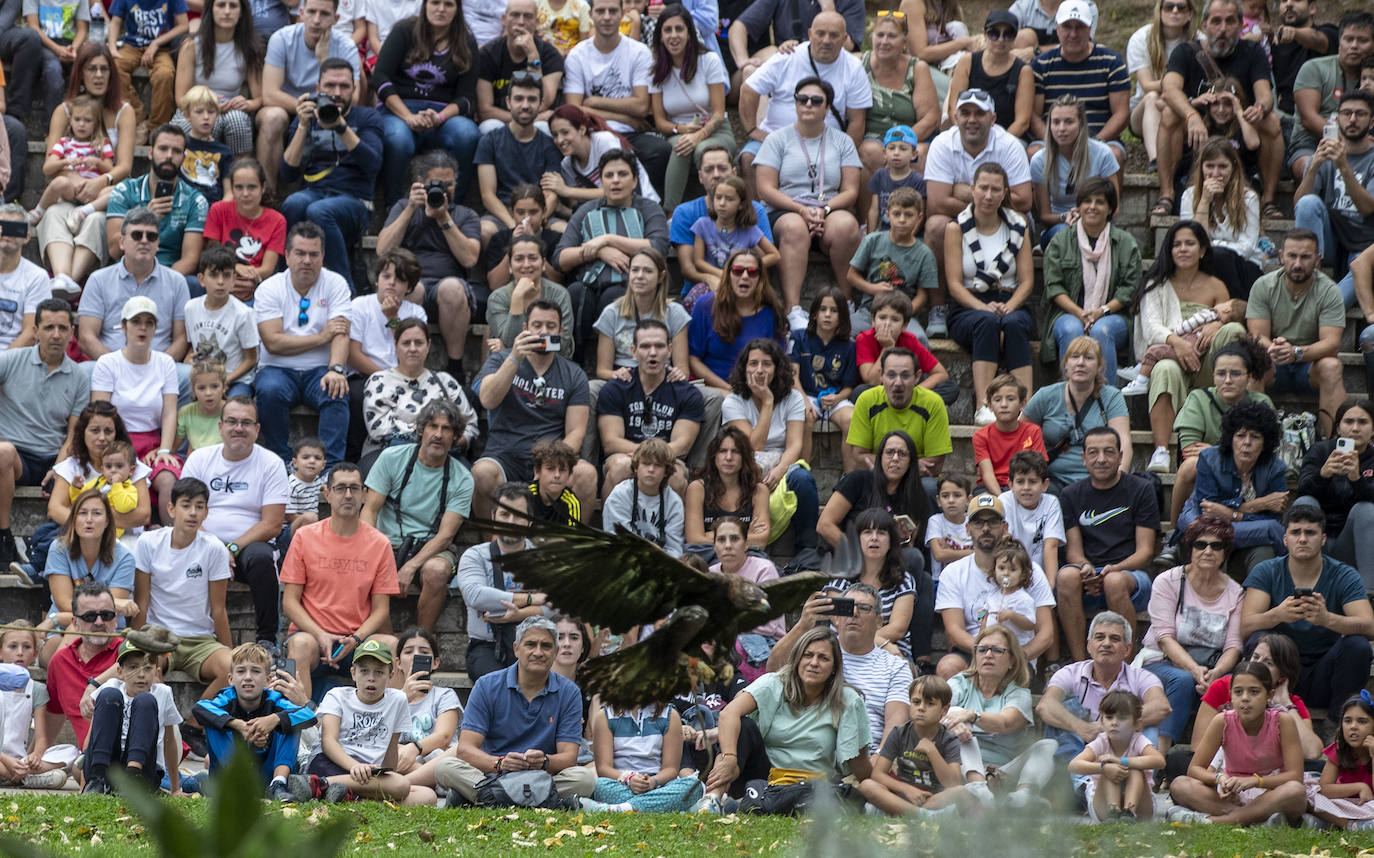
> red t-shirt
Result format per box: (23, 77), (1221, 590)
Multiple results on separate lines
(1200, 674), (1311, 720)
(45, 636), (122, 748)
(972, 420), (1048, 489)
(855, 330), (938, 374)
(203, 200), (287, 268)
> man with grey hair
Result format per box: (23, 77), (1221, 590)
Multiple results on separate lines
(360, 399), (475, 634)
(434, 613), (593, 805)
(1037, 610), (1171, 768)
(0, 204), (52, 350)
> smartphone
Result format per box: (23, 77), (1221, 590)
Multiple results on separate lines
(276, 657), (296, 677)
(330, 642), (347, 661)
(0, 220), (27, 238)
(1338, 437), (1355, 453)
(540, 333), (562, 353)
(411, 654), (433, 676)
(893, 514), (917, 532)
(1323, 121), (1340, 141)
(154, 179), (175, 198)
(823, 597), (855, 617)
(1293, 587), (1314, 599)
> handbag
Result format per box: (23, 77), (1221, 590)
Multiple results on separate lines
(739, 779), (814, 816)
(473, 770), (578, 810)
(1167, 574), (1222, 669)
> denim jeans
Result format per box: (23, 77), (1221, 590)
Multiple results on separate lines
(380, 101), (480, 206)
(1143, 659), (1198, 743)
(255, 365), (349, 465)
(1052, 312), (1130, 385)
(280, 189), (369, 293)
(1294, 194), (1360, 294)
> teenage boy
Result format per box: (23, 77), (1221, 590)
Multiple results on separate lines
(853, 291), (955, 404)
(857, 674), (969, 817)
(82, 640), (182, 796)
(107, 0), (188, 131)
(848, 187), (939, 340)
(184, 245), (258, 396)
(178, 86), (235, 204)
(998, 451), (1065, 586)
(527, 439), (583, 526)
(973, 374), (1048, 493)
(867, 126), (927, 233)
(601, 438), (685, 556)
(194, 642), (318, 800)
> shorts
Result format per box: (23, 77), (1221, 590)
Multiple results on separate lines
(399, 542), (460, 579)
(15, 446), (56, 486)
(810, 394), (853, 421)
(167, 634), (228, 679)
(739, 138), (763, 161)
(1285, 144), (1314, 171)
(307, 754), (350, 778)
(1103, 139), (1126, 158)
(475, 451), (533, 484)
(1268, 362), (1312, 395)
(1081, 569), (1153, 613)
(419, 276), (482, 323)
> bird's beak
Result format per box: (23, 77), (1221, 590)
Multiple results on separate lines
(758, 599), (772, 613)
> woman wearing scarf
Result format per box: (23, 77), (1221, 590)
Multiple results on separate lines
(942, 162), (1035, 422)
(1040, 178), (1142, 389)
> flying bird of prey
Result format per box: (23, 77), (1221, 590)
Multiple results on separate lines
(473, 509), (845, 708)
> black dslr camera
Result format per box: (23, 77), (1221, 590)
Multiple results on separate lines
(305, 93), (341, 124)
(425, 180), (448, 209)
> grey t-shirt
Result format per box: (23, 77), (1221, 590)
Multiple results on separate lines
(1309, 145), (1374, 249)
(0, 347), (90, 457)
(475, 350), (590, 464)
(850, 232), (939, 310)
(264, 24), (361, 97)
(754, 124), (861, 209)
(592, 301), (690, 367)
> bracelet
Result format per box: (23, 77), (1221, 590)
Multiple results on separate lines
(1120, 756), (1130, 770)
(1255, 773), (1264, 787)
(619, 771), (634, 786)
(349, 633), (363, 645)
(156, 448), (171, 455)
(719, 752), (737, 758)
(494, 755), (505, 772)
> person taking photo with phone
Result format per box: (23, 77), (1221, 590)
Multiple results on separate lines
(1296, 398), (1374, 592)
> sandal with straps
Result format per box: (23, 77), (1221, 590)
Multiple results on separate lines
(1150, 195), (1174, 216)
(1261, 200), (1284, 220)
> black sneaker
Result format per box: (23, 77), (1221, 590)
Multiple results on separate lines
(266, 780), (295, 802)
(81, 775), (111, 795)
(0, 532), (16, 566)
(323, 782), (349, 803)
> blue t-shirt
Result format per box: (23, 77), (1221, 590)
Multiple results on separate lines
(689, 217), (768, 271)
(110, 0), (185, 46)
(46, 543), (137, 627)
(1242, 555), (1368, 661)
(1028, 140), (1120, 215)
(670, 196), (773, 246)
(866, 168), (927, 230)
(473, 126), (563, 204)
(788, 330), (858, 396)
(461, 663), (584, 756)
(687, 294), (782, 382)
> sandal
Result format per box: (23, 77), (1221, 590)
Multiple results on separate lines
(1261, 200), (1284, 221)
(1150, 195), (1174, 216)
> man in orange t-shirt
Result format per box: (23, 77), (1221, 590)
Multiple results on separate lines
(281, 462), (400, 700)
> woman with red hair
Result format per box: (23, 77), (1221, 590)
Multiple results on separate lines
(543, 104), (660, 207)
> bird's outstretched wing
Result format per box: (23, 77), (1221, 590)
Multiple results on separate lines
(471, 511), (720, 633)
(577, 606), (711, 708)
(733, 571), (837, 635)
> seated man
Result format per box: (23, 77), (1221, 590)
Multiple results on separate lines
(103, 125), (205, 279)
(39, 582), (123, 748)
(846, 347), (952, 496)
(1155, 0), (1284, 218)
(433, 616), (594, 803)
(257, 0), (362, 194)
(728, 0), (865, 86)
(0, 298), (87, 567)
(1241, 504), (1374, 713)
(1245, 229), (1346, 437)
(1293, 89), (1374, 291)
(475, 0), (564, 135)
(254, 221), (353, 465)
(594, 319), (704, 497)
(1288, 11), (1374, 182)
(1011, 0), (1100, 59)
(280, 57), (384, 294)
(375, 152), (479, 380)
(475, 72), (563, 245)
(281, 462), (399, 701)
(1056, 427), (1159, 662)
(670, 145), (773, 291)
(1268, 0), (1339, 121)
(361, 400), (474, 635)
(471, 301), (597, 519)
(1028, 0), (1129, 164)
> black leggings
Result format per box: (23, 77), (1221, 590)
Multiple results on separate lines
(723, 716), (773, 799)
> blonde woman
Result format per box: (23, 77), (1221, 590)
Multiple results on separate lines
(594, 248), (691, 381)
(1126, 0), (1195, 169)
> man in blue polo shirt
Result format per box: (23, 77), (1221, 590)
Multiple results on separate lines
(433, 616), (593, 803)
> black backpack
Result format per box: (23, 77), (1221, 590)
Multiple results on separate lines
(473, 770), (579, 810)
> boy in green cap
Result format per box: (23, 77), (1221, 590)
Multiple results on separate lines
(82, 640), (182, 796)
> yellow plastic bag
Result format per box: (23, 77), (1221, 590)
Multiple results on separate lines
(767, 460), (809, 543)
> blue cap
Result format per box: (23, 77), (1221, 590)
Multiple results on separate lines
(883, 125), (918, 148)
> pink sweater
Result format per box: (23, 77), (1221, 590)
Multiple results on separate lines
(712, 555), (786, 639)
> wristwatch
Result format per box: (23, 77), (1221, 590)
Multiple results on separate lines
(1293, 346), (1305, 363)
(329, 364), (346, 375)
(226, 542), (241, 556)
(87, 677), (101, 690)
(822, 205), (832, 216)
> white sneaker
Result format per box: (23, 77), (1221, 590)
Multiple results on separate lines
(927, 305), (949, 338)
(49, 273), (81, 299)
(787, 305), (810, 332)
(1121, 375), (1150, 396)
(974, 405), (996, 426)
(1147, 447), (1170, 473)
(66, 207), (88, 236)
(1166, 805), (1211, 824)
(693, 794), (725, 815)
(22, 769), (69, 790)
(1116, 363), (1142, 383)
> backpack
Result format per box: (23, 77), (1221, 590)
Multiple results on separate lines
(472, 770), (578, 810)
(1278, 411), (1317, 481)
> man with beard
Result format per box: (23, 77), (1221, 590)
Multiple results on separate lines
(1246, 229), (1348, 437)
(475, 73), (564, 244)
(1269, 0), (1339, 118)
(1155, 0), (1284, 219)
(475, 0), (564, 136)
(846, 347), (952, 499)
(1293, 89), (1374, 297)
(1290, 12), (1374, 183)
(104, 125), (206, 279)
(280, 57), (384, 294)
(39, 582), (124, 747)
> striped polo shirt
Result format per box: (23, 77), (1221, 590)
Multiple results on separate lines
(1031, 44), (1130, 136)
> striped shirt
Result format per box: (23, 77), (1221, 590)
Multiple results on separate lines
(839, 646), (913, 751)
(604, 706), (671, 773)
(1031, 44), (1129, 136)
(826, 572), (918, 659)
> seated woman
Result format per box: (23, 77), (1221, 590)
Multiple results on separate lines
(554, 148), (671, 358)
(546, 105), (660, 207)
(1138, 515), (1245, 755)
(1297, 398), (1374, 592)
(945, 11), (1032, 140)
(698, 626), (871, 814)
(1133, 219), (1248, 475)
(898, 0), (973, 102)
(202, 158), (286, 302)
(859, 11), (940, 178)
(484, 184), (564, 290)
(1040, 178), (1140, 389)
(1178, 400), (1287, 565)
(943, 162), (1034, 423)
(389, 627), (462, 792)
(1126, 0), (1194, 173)
(347, 248), (427, 461)
(710, 517), (785, 680)
(361, 318), (478, 467)
(1023, 336), (1131, 491)
(825, 508), (920, 662)
(753, 76), (862, 331)
(722, 338), (821, 569)
(683, 427), (770, 560)
(1178, 137), (1264, 299)
(372, 1), (481, 204)
(486, 235), (576, 352)
(1190, 633), (1325, 761)
(594, 248), (691, 384)
(586, 699), (704, 813)
(173, 0), (263, 155)
(1029, 96), (1121, 249)
(687, 247), (787, 394)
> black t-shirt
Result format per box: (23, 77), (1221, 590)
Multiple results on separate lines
(1165, 39), (1271, 102)
(475, 37), (565, 113)
(473, 126), (563, 204)
(1271, 23), (1338, 115)
(831, 470), (928, 545)
(1059, 473), (1160, 567)
(381, 201), (482, 282)
(595, 371), (706, 444)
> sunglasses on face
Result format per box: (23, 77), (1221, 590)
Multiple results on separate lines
(76, 610), (117, 623)
(985, 27), (1016, 40)
(1162, 2), (1191, 11)
(127, 229), (158, 243)
(730, 265), (760, 277)
(298, 296), (310, 327)
(1193, 539), (1226, 552)
(795, 94), (827, 107)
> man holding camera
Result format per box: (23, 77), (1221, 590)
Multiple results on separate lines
(280, 57), (384, 295)
(361, 400), (474, 635)
(375, 152), (481, 382)
(104, 124), (206, 278)
(470, 300), (598, 520)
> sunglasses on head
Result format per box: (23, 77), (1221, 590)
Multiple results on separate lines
(76, 610), (117, 623)
(511, 70), (542, 86)
(795, 93), (827, 107)
(876, 9), (906, 17)
(298, 296), (310, 327)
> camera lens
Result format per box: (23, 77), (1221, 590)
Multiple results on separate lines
(318, 100), (340, 123)
(426, 181), (446, 209)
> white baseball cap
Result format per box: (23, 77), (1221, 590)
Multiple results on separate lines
(121, 295), (160, 322)
(1055, 0), (1096, 27)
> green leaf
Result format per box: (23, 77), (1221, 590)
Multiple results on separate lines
(0, 834), (60, 858)
(307, 816), (356, 857)
(109, 768), (202, 858)
(207, 746), (265, 855)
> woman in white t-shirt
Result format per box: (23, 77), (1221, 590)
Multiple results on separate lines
(89, 298), (180, 524)
(648, 6), (732, 211)
(1126, 0), (1194, 169)
(172, 0), (265, 155)
(720, 337), (820, 568)
(548, 104), (662, 205)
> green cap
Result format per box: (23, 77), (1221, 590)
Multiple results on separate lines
(352, 639), (393, 665)
(116, 639), (148, 661)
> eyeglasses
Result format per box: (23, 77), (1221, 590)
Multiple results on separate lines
(221, 417), (257, 428)
(1193, 539), (1226, 552)
(882, 371), (915, 382)
(967, 517), (1001, 529)
(795, 94), (827, 107)
(730, 264), (760, 277)
(297, 296), (310, 328)
(126, 229), (157, 243)
(330, 484), (363, 494)
(1338, 109), (1372, 120)
(86, 63), (110, 74)
(985, 27), (1016, 40)
(851, 603), (877, 615)
(76, 610), (117, 623)
(974, 644), (1009, 656)
(882, 448), (911, 459)
(1215, 369), (1247, 379)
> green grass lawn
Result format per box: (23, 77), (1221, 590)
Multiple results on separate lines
(3, 793), (1374, 858)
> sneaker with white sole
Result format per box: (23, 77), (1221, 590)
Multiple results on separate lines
(787, 305), (810, 332)
(9, 562), (35, 586)
(927, 305), (948, 338)
(1147, 447), (1170, 473)
(66, 208), (88, 236)
(1348, 818), (1374, 830)
(1116, 363), (1142, 383)
(1121, 375), (1150, 396)
(22, 769), (69, 790)
(693, 794), (725, 814)
(1166, 805), (1211, 824)
(974, 405), (996, 426)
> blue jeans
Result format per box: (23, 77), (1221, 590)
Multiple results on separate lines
(381, 102), (480, 206)
(1052, 312), (1130, 385)
(1143, 659), (1198, 743)
(1294, 194), (1359, 299)
(786, 464), (819, 550)
(1040, 221), (1067, 249)
(255, 365), (349, 465)
(205, 724), (300, 782)
(280, 189), (368, 293)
